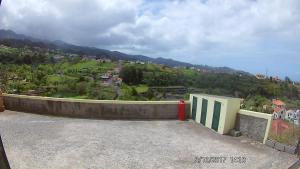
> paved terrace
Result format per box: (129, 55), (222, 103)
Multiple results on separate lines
(0, 110), (297, 169)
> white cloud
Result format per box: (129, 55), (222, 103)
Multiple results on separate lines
(0, 0), (300, 80)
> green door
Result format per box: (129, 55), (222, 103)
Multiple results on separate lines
(200, 99), (208, 125)
(191, 96), (197, 120)
(211, 101), (221, 132)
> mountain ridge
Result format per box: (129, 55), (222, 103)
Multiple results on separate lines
(0, 29), (251, 75)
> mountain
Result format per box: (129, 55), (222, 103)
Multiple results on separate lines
(0, 29), (251, 75)
(0, 30), (28, 40)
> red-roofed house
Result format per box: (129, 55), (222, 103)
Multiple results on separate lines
(272, 99), (286, 120)
(273, 99), (285, 107)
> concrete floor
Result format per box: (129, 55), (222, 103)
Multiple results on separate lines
(0, 110), (298, 169)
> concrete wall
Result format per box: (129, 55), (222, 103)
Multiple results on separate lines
(0, 135), (10, 169)
(236, 109), (272, 144)
(0, 90), (4, 112)
(190, 94), (241, 134)
(3, 94), (190, 120)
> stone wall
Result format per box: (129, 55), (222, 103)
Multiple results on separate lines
(0, 135), (10, 169)
(3, 94), (190, 120)
(236, 109), (272, 144)
(236, 114), (268, 142)
(265, 139), (297, 155)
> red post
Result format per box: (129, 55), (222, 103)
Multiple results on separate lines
(178, 100), (186, 121)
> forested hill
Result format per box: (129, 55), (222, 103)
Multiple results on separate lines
(0, 40), (299, 112)
(0, 29), (250, 75)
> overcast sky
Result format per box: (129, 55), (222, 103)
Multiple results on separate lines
(0, 0), (300, 81)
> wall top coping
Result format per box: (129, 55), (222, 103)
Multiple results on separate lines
(239, 109), (272, 120)
(4, 94), (191, 105)
(190, 93), (242, 101)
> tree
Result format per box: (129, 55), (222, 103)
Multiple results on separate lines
(120, 65), (143, 85)
(0, 64), (9, 91)
(285, 76), (292, 84)
(131, 87), (138, 96)
(146, 89), (155, 100)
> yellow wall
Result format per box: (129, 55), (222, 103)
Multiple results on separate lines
(224, 99), (241, 134)
(190, 94), (241, 134)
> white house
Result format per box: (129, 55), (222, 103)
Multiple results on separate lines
(285, 109), (300, 125)
(273, 112), (285, 120)
(272, 99), (286, 120)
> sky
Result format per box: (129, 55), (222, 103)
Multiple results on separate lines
(0, 0), (300, 81)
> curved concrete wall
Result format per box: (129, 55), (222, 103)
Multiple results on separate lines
(3, 94), (190, 120)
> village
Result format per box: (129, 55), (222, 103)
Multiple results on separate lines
(272, 99), (300, 125)
(270, 99), (300, 150)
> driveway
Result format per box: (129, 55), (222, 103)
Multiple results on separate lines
(0, 110), (297, 169)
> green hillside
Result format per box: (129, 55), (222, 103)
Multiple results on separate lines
(0, 44), (299, 113)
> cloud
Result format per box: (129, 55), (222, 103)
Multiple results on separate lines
(0, 0), (141, 43)
(0, 0), (300, 80)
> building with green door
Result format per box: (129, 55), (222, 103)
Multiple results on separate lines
(190, 94), (241, 134)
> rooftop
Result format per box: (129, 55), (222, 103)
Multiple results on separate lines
(0, 110), (297, 169)
(272, 99), (286, 106)
(191, 93), (241, 100)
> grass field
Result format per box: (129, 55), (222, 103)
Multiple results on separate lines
(269, 120), (300, 146)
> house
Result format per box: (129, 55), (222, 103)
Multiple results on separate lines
(106, 71), (113, 77)
(270, 76), (281, 82)
(285, 110), (295, 120)
(135, 61), (145, 65)
(115, 78), (122, 86)
(285, 110), (300, 125)
(296, 110), (300, 125)
(273, 99), (285, 109)
(273, 110), (284, 120)
(100, 74), (110, 80)
(272, 99), (286, 120)
(53, 55), (65, 62)
(198, 69), (210, 73)
(113, 68), (120, 74)
(256, 74), (266, 80)
(95, 58), (103, 62)
(104, 59), (111, 63)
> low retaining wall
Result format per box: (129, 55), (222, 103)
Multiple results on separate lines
(0, 135), (10, 169)
(3, 94), (190, 120)
(236, 109), (272, 144)
(265, 139), (297, 154)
